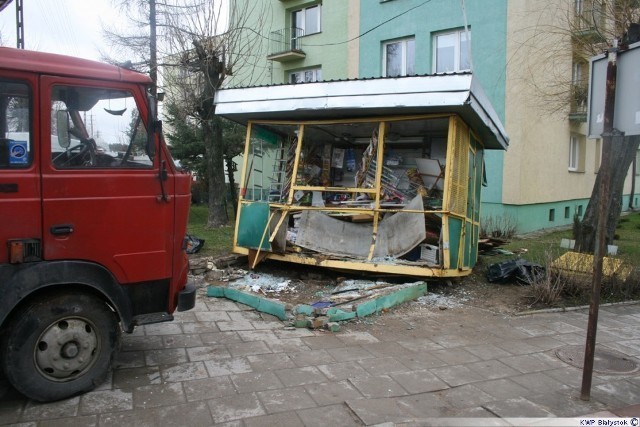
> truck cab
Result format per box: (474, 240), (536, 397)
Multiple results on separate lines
(0, 47), (195, 402)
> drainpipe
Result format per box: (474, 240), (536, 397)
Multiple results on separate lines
(630, 154), (637, 210)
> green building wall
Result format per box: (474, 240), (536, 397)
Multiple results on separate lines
(357, 0), (509, 217)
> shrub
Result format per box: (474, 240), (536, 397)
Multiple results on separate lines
(480, 214), (517, 239)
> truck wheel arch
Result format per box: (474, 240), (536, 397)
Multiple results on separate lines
(0, 260), (134, 333)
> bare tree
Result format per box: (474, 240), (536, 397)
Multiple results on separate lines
(104, 0), (271, 227)
(512, 0), (640, 252)
(161, 0), (270, 227)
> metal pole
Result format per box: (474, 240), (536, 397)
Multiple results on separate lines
(15, 0), (23, 49)
(580, 40), (619, 401)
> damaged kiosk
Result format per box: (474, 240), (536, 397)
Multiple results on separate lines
(215, 74), (508, 278)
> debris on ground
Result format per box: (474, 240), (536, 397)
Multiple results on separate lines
(486, 258), (544, 284)
(185, 235), (205, 254)
(478, 237), (510, 255)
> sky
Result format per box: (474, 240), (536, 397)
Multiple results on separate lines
(0, 0), (116, 61)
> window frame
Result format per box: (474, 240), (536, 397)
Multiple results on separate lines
(0, 78), (33, 169)
(49, 83), (153, 170)
(568, 134), (586, 173)
(292, 4), (321, 36)
(433, 29), (471, 73)
(289, 68), (322, 84)
(382, 37), (416, 78)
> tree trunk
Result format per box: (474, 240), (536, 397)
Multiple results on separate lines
(226, 155), (238, 218)
(575, 135), (640, 252)
(204, 116), (228, 228)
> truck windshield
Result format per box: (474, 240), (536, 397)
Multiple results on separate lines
(51, 85), (153, 169)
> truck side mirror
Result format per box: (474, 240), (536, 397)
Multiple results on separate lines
(56, 110), (71, 149)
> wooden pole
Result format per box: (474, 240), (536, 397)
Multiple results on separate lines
(580, 40), (619, 401)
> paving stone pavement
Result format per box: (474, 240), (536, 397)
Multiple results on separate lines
(2, 288), (640, 426)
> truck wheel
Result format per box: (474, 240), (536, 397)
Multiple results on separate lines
(0, 292), (119, 402)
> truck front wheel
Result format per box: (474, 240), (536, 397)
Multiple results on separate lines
(1, 292), (119, 402)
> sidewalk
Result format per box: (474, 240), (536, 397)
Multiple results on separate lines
(1, 287), (640, 426)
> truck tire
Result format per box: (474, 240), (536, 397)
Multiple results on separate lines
(0, 292), (120, 402)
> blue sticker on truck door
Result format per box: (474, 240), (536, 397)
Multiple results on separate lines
(9, 140), (28, 165)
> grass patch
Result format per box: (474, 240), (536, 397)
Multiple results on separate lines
(480, 211), (640, 308)
(187, 205), (235, 257)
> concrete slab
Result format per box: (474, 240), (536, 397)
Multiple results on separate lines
(346, 397), (415, 425)
(304, 380), (363, 406)
(256, 386), (317, 414)
(206, 392), (266, 423)
(297, 403), (364, 427)
(482, 396), (555, 418)
(348, 374), (408, 398)
(244, 411), (305, 427)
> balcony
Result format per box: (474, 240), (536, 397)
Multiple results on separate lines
(569, 82), (588, 122)
(573, 7), (606, 41)
(267, 27), (306, 62)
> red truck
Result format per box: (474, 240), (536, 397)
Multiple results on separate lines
(0, 47), (195, 402)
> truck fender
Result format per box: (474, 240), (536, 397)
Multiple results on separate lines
(0, 260), (134, 332)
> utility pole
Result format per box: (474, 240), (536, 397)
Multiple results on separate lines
(15, 0), (23, 49)
(580, 39), (621, 401)
(149, 0), (158, 102)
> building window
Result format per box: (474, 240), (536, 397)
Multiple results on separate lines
(292, 5), (321, 36)
(578, 205), (583, 216)
(383, 38), (415, 77)
(569, 134), (585, 172)
(549, 208), (555, 222)
(289, 68), (322, 84)
(565, 206), (571, 219)
(636, 149), (640, 176)
(434, 29), (471, 73)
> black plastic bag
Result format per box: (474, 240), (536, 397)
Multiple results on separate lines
(185, 235), (205, 254)
(486, 259), (544, 284)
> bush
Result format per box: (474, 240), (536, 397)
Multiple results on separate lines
(480, 214), (517, 239)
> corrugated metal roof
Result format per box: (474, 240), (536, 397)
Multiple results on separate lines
(215, 73), (508, 150)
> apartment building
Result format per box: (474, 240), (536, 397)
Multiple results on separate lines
(228, 0), (639, 233)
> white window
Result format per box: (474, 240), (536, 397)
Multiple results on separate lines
(292, 5), (321, 36)
(383, 38), (415, 77)
(572, 61), (583, 84)
(575, 0), (583, 15)
(289, 68), (322, 84)
(434, 29), (471, 73)
(569, 135), (580, 171)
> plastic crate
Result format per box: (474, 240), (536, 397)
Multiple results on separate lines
(420, 244), (439, 264)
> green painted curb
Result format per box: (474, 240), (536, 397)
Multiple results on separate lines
(258, 298), (288, 320)
(326, 307), (356, 322)
(207, 286), (289, 321)
(207, 286), (225, 298)
(356, 282), (428, 317)
(232, 290), (261, 309)
(293, 305), (314, 316)
(376, 283), (427, 311)
(356, 299), (377, 317)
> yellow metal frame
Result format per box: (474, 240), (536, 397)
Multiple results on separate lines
(233, 113), (482, 278)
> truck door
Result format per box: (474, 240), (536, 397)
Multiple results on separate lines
(0, 76), (41, 264)
(40, 77), (175, 290)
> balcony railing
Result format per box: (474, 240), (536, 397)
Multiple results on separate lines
(569, 82), (588, 121)
(574, 6), (606, 37)
(267, 27), (306, 62)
